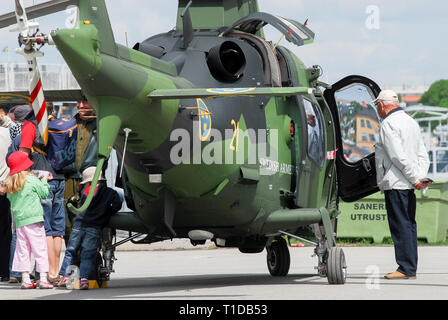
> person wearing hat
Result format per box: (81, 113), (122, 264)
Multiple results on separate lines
(6, 103), (67, 285)
(0, 127), (12, 282)
(5, 106), (36, 283)
(7, 104), (32, 139)
(57, 166), (121, 289)
(62, 100), (98, 247)
(0, 152), (54, 289)
(373, 89), (431, 280)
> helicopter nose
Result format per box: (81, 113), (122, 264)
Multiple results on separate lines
(50, 26), (101, 81)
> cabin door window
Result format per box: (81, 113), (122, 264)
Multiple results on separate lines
(333, 83), (379, 163)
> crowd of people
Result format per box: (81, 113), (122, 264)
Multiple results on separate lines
(0, 101), (122, 290)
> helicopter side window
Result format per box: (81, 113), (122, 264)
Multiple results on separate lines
(303, 98), (325, 167)
(334, 83), (379, 164)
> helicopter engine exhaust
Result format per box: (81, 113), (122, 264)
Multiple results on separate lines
(207, 40), (246, 82)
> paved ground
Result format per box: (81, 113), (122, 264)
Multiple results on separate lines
(1, 243), (448, 301)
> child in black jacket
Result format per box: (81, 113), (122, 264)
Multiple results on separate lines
(58, 167), (122, 289)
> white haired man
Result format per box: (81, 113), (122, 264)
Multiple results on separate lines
(373, 89), (431, 279)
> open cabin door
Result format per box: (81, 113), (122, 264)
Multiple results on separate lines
(324, 75), (381, 202)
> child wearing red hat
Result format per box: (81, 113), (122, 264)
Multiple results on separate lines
(0, 151), (54, 289)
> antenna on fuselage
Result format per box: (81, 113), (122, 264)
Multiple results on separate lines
(181, 0), (193, 49)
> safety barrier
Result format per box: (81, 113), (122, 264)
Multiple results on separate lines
(337, 182), (448, 244)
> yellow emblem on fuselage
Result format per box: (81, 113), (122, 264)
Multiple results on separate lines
(197, 98), (212, 141)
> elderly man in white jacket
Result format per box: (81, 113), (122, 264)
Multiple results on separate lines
(374, 89), (431, 280)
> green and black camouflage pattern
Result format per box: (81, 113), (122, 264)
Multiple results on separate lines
(48, 0), (339, 246)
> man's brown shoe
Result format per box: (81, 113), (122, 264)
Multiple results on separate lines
(384, 270), (416, 280)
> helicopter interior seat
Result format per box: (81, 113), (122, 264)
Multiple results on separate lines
(227, 31), (282, 88)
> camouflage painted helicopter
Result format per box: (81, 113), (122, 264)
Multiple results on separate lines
(0, 0), (382, 285)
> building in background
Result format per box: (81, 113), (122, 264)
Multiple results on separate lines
(355, 108), (379, 153)
(386, 84), (430, 107)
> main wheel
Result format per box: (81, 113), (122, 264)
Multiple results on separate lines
(266, 238), (290, 277)
(326, 247), (347, 284)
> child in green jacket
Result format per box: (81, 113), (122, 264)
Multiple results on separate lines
(0, 152), (53, 289)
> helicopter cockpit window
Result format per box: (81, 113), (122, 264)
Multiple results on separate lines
(334, 83), (379, 163)
(303, 98), (325, 167)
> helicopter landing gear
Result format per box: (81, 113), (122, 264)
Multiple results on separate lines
(89, 252), (109, 288)
(266, 237), (290, 276)
(313, 209), (347, 285)
(326, 247), (347, 284)
(313, 240), (347, 284)
(97, 227), (117, 284)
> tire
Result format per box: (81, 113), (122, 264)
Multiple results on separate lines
(266, 238), (290, 277)
(327, 247), (347, 284)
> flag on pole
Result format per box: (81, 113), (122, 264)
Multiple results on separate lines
(29, 66), (48, 145)
(327, 148), (338, 160)
(12, 0), (48, 145)
(2, 47), (9, 52)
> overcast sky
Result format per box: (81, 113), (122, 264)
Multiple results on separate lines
(0, 0), (447, 89)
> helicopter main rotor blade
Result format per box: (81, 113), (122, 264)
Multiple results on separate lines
(0, 0), (78, 29)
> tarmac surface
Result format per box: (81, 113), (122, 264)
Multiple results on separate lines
(1, 240), (448, 301)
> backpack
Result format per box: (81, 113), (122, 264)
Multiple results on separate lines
(47, 118), (78, 171)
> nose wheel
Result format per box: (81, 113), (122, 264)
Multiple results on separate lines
(313, 214), (347, 285)
(326, 247), (347, 284)
(266, 237), (290, 277)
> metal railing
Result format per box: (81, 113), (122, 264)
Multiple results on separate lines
(0, 62), (80, 91)
(405, 105), (448, 182)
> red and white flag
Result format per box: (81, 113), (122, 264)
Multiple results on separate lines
(30, 69), (48, 145)
(327, 148), (338, 160)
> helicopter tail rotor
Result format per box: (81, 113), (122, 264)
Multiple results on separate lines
(12, 0), (54, 145)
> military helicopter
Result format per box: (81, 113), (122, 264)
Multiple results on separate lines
(0, 0), (382, 285)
